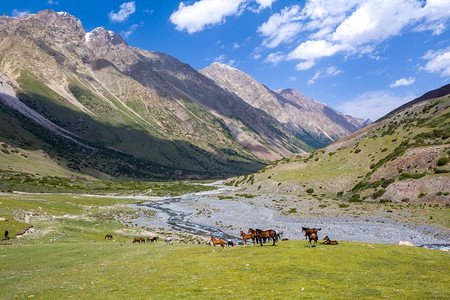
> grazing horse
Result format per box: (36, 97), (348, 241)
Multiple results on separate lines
(308, 233), (318, 248)
(302, 227), (321, 240)
(132, 237), (141, 243)
(226, 240), (236, 247)
(248, 228), (276, 246)
(165, 237), (174, 245)
(240, 231), (256, 247)
(323, 236), (338, 245)
(104, 234), (113, 240)
(147, 236), (159, 243)
(210, 236), (227, 253)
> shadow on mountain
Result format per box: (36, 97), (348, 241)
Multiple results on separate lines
(0, 92), (265, 180)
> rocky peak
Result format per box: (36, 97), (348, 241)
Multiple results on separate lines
(85, 27), (127, 46)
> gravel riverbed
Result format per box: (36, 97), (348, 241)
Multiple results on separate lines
(131, 185), (450, 249)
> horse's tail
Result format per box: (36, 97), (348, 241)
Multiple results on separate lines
(317, 228), (322, 231)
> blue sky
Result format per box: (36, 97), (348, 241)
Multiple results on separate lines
(2, 0), (450, 121)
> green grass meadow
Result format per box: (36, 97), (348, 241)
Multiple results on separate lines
(1, 238), (449, 299)
(1, 190), (449, 299)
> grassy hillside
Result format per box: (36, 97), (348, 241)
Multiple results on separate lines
(231, 94), (450, 204)
(0, 191), (448, 299)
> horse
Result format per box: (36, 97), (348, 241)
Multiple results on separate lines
(226, 240), (236, 247)
(302, 227), (321, 240)
(132, 237), (141, 243)
(210, 236), (227, 253)
(165, 237), (174, 245)
(147, 236), (159, 243)
(323, 236), (338, 245)
(140, 238), (146, 243)
(240, 231), (255, 247)
(104, 234), (113, 240)
(308, 233), (318, 248)
(249, 228), (276, 246)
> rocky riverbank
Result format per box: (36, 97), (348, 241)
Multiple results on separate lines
(132, 184), (450, 248)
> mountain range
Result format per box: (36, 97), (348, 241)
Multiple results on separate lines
(1, 10), (367, 180)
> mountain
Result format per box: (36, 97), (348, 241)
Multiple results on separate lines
(0, 10), (364, 181)
(200, 62), (369, 149)
(230, 87), (450, 204)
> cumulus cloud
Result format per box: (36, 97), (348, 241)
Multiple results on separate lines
(170, 0), (244, 34)
(258, 5), (302, 48)
(421, 48), (450, 77)
(108, 1), (136, 23)
(390, 77), (416, 88)
(260, 0), (450, 70)
(255, 0), (276, 9)
(12, 9), (30, 17)
(336, 90), (414, 121)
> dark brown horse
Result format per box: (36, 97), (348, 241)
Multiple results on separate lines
(240, 231), (255, 247)
(104, 234), (113, 240)
(302, 227), (321, 240)
(323, 236), (338, 245)
(248, 228), (276, 246)
(308, 233), (318, 247)
(210, 236), (227, 253)
(132, 237), (141, 243)
(147, 236), (159, 242)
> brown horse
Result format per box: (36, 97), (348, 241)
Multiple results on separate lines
(302, 227), (321, 240)
(308, 233), (318, 247)
(323, 236), (338, 245)
(248, 228), (276, 246)
(132, 237), (141, 243)
(147, 236), (159, 243)
(104, 234), (113, 240)
(210, 236), (227, 253)
(240, 231), (255, 247)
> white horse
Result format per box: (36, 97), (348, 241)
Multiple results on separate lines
(165, 236), (174, 245)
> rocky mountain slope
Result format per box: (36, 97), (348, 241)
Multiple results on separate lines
(200, 63), (369, 149)
(231, 86), (450, 204)
(0, 10), (364, 180)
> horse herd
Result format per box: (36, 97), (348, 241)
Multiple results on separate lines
(104, 226), (338, 251)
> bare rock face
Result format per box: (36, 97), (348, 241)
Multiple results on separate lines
(200, 63), (369, 148)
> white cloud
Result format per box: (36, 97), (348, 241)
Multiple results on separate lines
(421, 48), (450, 76)
(295, 60), (315, 71)
(390, 77), (415, 88)
(307, 66), (342, 85)
(260, 0), (450, 71)
(264, 51), (285, 64)
(108, 1), (136, 23)
(121, 24), (139, 38)
(337, 90), (414, 120)
(12, 9), (30, 17)
(332, 0), (422, 46)
(47, 0), (59, 5)
(288, 40), (345, 61)
(255, 0), (276, 9)
(170, 0), (244, 34)
(258, 5), (302, 48)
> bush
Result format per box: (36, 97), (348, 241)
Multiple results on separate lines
(339, 203), (349, 208)
(306, 188), (314, 194)
(372, 189), (386, 199)
(436, 157), (449, 166)
(418, 192), (427, 198)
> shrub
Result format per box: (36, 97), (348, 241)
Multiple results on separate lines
(436, 157), (449, 166)
(354, 149), (361, 154)
(306, 188), (314, 194)
(401, 198), (410, 202)
(372, 189), (386, 199)
(339, 203), (349, 208)
(418, 192), (427, 198)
